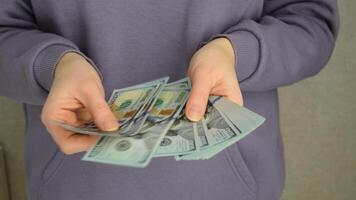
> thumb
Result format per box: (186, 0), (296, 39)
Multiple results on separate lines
(185, 75), (211, 122)
(80, 90), (119, 131)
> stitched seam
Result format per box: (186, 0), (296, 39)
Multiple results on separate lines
(223, 149), (256, 198)
(37, 148), (66, 200)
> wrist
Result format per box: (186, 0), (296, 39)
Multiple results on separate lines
(55, 52), (86, 74)
(60, 52), (87, 63)
(210, 37), (236, 68)
(54, 52), (100, 81)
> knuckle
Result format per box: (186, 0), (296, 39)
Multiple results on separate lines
(77, 109), (92, 122)
(41, 109), (52, 125)
(41, 104), (50, 122)
(58, 143), (75, 155)
(94, 101), (108, 111)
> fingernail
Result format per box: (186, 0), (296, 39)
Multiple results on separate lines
(104, 121), (119, 131)
(187, 107), (203, 122)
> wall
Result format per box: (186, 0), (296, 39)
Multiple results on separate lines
(0, 98), (26, 200)
(280, 1), (356, 199)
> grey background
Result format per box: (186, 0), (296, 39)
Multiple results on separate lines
(0, 1), (355, 199)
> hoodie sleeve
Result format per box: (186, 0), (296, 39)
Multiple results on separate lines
(199, 0), (339, 91)
(0, 0), (99, 105)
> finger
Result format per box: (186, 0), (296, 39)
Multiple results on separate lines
(76, 108), (93, 124)
(47, 122), (98, 154)
(42, 106), (98, 154)
(79, 88), (119, 131)
(211, 84), (243, 106)
(42, 102), (81, 127)
(185, 71), (212, 121)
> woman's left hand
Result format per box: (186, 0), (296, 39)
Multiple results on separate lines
(185, 37), (243, 121)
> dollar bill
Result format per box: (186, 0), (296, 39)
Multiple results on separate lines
(211, 96), (265, 131)
(174, 121), (205, 160)
(175, 96), (265, 160)
(195, 121), (209, 149)
(174, 102), (237, 160)
(59, 77), (169, 136)
(165, 77), (191, 89)
(154, 111), (197, 157)
(57, 76), (265, 167)
(82, 79), (190, 167)
(119, 78), (170, 136)
(153, 78), (197, 157)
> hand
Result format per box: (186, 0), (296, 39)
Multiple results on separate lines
(185, 37), (243, 121)
(41, 52), (119, 154)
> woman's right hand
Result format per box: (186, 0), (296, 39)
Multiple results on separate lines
(41, 52), (119, 155)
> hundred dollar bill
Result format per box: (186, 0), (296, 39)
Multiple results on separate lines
(175, 102), (238, 160)
(82, 79), (190, 167)
(176, 96), (265, 160)
(174, 121), (206, 160)
(59, 77), (169, 136)
(154, 111), (197, 157)
(189, 113), (241, 160)
(164, 77), (191, 89)
(154, 78), (196, 156)
(210, 96), (265, 131)
(120, 78), (170, 136)
(195, 121), (209, 149)
(192, 97), (265, 160)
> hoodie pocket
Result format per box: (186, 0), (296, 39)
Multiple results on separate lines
(40, 147), (66, 185)
(223, 143), (257, 197)
(37, 147), (67, 200)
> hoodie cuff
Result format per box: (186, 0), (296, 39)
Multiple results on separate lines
(33, 44), (103, 91)
(197, 31), (260, 83)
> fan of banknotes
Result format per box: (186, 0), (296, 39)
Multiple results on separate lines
(59, 77), (265, 168)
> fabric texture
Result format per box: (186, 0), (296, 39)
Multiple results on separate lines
(0, 0), (338, 200)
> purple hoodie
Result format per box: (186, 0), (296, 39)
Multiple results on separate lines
(0, 0), (338, 200)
